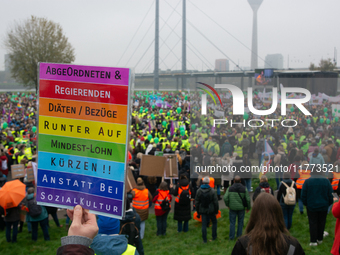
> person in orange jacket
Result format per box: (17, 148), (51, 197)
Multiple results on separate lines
(152, 181), (172, 236)
(131, 177), (153, 239)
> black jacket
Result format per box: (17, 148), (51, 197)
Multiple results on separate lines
(120, 209), (144, 255)
(172, 179), (192, 222)
(252, 182), (274, 201)
(195, 185), (219, 215)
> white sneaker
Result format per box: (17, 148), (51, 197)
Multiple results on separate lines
(309, 242), (318, 246)
(317, 240), (323, 245)
(324, 231), (329, 237)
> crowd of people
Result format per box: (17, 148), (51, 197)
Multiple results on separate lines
(0, 90), (340, 254)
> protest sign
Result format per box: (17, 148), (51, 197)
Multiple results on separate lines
(11, 164), (25, 179)
(164, 154), (178, 179)
(125, 167), (137, 192)
(140, 155), (166, 177)
(26, 167), (35, 182)
(36, 63), (132, 219)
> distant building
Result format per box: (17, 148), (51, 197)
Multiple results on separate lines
(215, 59), (229, 71)
(265, 54), (283, 69)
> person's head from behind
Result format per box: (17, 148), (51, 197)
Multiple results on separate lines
(260, 175), (268, 183)
(282, 172), (291, 180)
(234, 175), (241, 183)
(27, 187), (34, 194)
(180, 174), (188, 180)
(246, 193), (288, 254)
(203, 176), (210, 184)
(159, 181), (169, 191)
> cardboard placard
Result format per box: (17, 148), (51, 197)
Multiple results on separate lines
(26, 167), (35, 182)
(164, 154), (178, 178)
(11, 164), (25, 179)
(125, 167), (137, 192)
(140, 155), (166, 177)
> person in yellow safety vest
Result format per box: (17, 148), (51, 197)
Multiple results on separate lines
(207, 138), (220, 156)
(162, 139), (170, 151)
(15, 144), (27, 165)
(171, 138), (179, 151)
(234, 141), (243, 159)
(280, 139), (288, 154)
(296, 167), (311, 214)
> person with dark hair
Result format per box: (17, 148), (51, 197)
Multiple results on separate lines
(231, 193), (305, 255)
(224, 175), (250, 240)
(172, 174), (192, 233)
(152, 181), (172, 236)
(195, 176), (219, 243)
(252, 175), (274, 202)
(277, 172), (298, 230)
(288, 156), (301, 180)
(118, 198), (144, 255)
(302, 169), (333, 246)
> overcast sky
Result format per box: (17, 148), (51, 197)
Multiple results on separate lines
(0, 0), (339, 73)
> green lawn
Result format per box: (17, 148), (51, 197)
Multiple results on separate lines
(0, 206), (336, 254)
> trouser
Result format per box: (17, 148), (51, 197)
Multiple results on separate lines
(216, 185), (221, 195)
(140, 220), (145, 239)
(48, 212), (60, 227)
(281, 204), (295, 230)
(298, 198), (304, 213)
(229, 209), (245, 240)
(6, 220), (19, 242)
(31, 218), (50, 241)
(156, 211), (169, 236)
(244, 179), (251, 192)
(201, 214), (217, 242)
(307, 210), (327, 242)
(258, 154), (262, 166)
(177, 220), (189, 232)
(275, 172), (283, 189)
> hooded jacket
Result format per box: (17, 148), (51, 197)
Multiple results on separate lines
(25, 193), (48, 222)
(309, 152), (325, 166)
(91, 234), (139, 255)
(195, 184), (219, 215)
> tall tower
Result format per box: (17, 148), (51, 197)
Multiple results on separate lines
(248, 0), (263, 70)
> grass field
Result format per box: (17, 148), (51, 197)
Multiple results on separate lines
(0, 205), (336, 255)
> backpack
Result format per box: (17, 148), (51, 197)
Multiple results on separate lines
(280, 154), (288, 167)
(178, 186), (190, 206)
(282, 181), (296, 205)
(331, 147), (337, 162)
(200, 190), (211, 208)
(160, 193), (170, 212)
(260, 187), (272, 194)
(119, 220), (139, 246)
(27, 199), (42, 217)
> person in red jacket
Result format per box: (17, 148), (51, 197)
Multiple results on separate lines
(152, 181), (172, 236)
(332, 195), (340, 255)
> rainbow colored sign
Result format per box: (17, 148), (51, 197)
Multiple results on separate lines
(36, 63), (132, 219)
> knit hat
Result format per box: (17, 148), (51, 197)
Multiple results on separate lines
(137, 177), (144, 185)
(203, 176), (210, 184)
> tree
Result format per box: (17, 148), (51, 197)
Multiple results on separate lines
(309, 58), (336, 72)
(4, 16), (75, 90)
